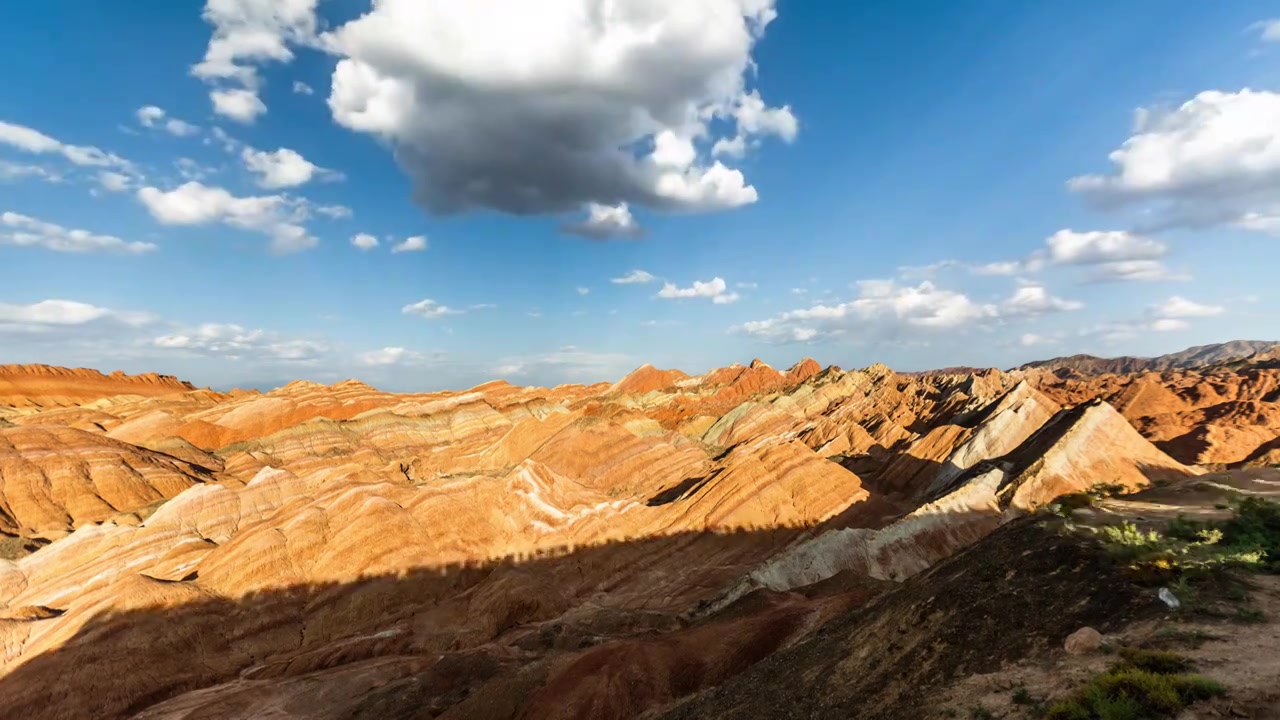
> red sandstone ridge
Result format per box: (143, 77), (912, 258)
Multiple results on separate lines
(0, 364), (196, 408)
(0, 347), (1274, 720)
(612, 364), (691, 395)
(786, 357), (823, 384)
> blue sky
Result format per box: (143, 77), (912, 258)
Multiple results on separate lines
(2, 1), (1279, 391)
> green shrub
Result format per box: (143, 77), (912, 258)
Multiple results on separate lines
(1115, 647), (1191, 675)
(1046, 649), (1224, 720)
(1232, 607), (1265, 624)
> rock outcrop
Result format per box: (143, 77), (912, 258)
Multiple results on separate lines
(0, 352), (1263, 720)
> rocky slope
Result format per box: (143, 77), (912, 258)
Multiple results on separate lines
(1018, 340), (1278, 375)
(0, 353), (1270, 719)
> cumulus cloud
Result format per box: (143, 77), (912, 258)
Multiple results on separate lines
(970, 261), (1026, 276)
(611, 269), (656, 285)
(401, 298), (462, 319)
(1086, 260), (1187, 283)
(153, 322), (326, 362)
(292, 80), (315, 95)
(1045, 229), (1165, 265)
(241, 146), (334, 188)
(562, 202), (643, 240)
(351, 232), (379, 251)
(1069, 89), (1280, 235)
(657, 277), (739, 304)
(0, 161), (62, 183)
(136, 106), (200, 136)
(1000, 282), (1084, 317)
(315, 204), (353, 220)
(97, 172), (134, 193)
(974, 230), (1181, 283)
(356, 346), (425, 366)
(1020, 333), (1053, 347)
(0, 299), (154, 329)
(0, 120), (131, 171)
(735, 280), (998, 344)
(390, 235), (427, 253)
(211, 88), (267, 123)
(1252, 19), (1280, 41)
(576, 287), (591, 296)
(1145, 295), (1224, 332)
(322, 0), (792, 220)
(136, 181), (318, 254)
(193, 0), (319, 120)
(1, 212), (156, 254)
(711, 89), (799, 157)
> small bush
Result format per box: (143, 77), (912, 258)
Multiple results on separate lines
(1046, 649), (1224, 720)
(1232, 607), (1265, 624)
(968, 704), (994, 720)
(1115, 647), (1191, 674)
(1012, 685), (1036, 705)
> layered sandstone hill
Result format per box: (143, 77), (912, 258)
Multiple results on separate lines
(0, 364), (196, 409)
(1028, 359), (1280, 466)
(0, 353), (1265, 719)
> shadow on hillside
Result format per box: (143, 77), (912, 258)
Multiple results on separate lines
(0, 503), (1008, 720)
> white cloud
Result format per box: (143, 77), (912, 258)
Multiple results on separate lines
(136, 181), (317, 254)
(736, 281), (758, 289)
(1151, 295), (1224, 319)
(211, 88), (267, 123)
(970, 260), (1025, 276)
(193, 0), (320, 121)
(0, 161), (61, 183)
(293, 80), (315, 95)
(390, 235), (427, 253)
(657, 277), (739, 304)
(897, 260), (961, 280)
(1, 212), (156, 254)
(1020, 333), (1050, 347)
(1086, 260), (1187, 283)
(1000, 282), (1084, 317)
(0, 120), (131, 170)
(1046, 229), (1166, 265)
(97, 171), (133, 192)
(136, 106), (166, 127)
(166, 119), (201, 137)
(351, 232), (379, 251)
(0, 299), (154, 329)
(356, 346), (424, 366)
(401, 298), (461, 319)
(1251, 19), (1280, 41)
(1149, 318), (1188, 332)
(711, 89), (799, 157)
(323, 0), (789, 219)
(137, 106), (200, 137)
(207, 126), (242, 153)
(152, 322), (325, 362)
(735, 280), (998, 344)
(611, 269), (656, 285)
(576, 287), (590, 296)
(241, 147), (332, 188)
(563, 202), (643, 239)
(316, 204), (352, 220)
(980, 230), (1180, 283)
(1069, 89), (1280, 234)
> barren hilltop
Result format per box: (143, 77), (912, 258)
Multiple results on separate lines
(0, 346), (1277, 718)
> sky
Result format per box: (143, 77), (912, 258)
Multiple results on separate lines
(2, 1), (1279, 392)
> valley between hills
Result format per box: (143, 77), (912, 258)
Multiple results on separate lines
(1, 342), (1278, 719)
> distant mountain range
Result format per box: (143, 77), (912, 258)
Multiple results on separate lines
(1017, 340), (1280, 375)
